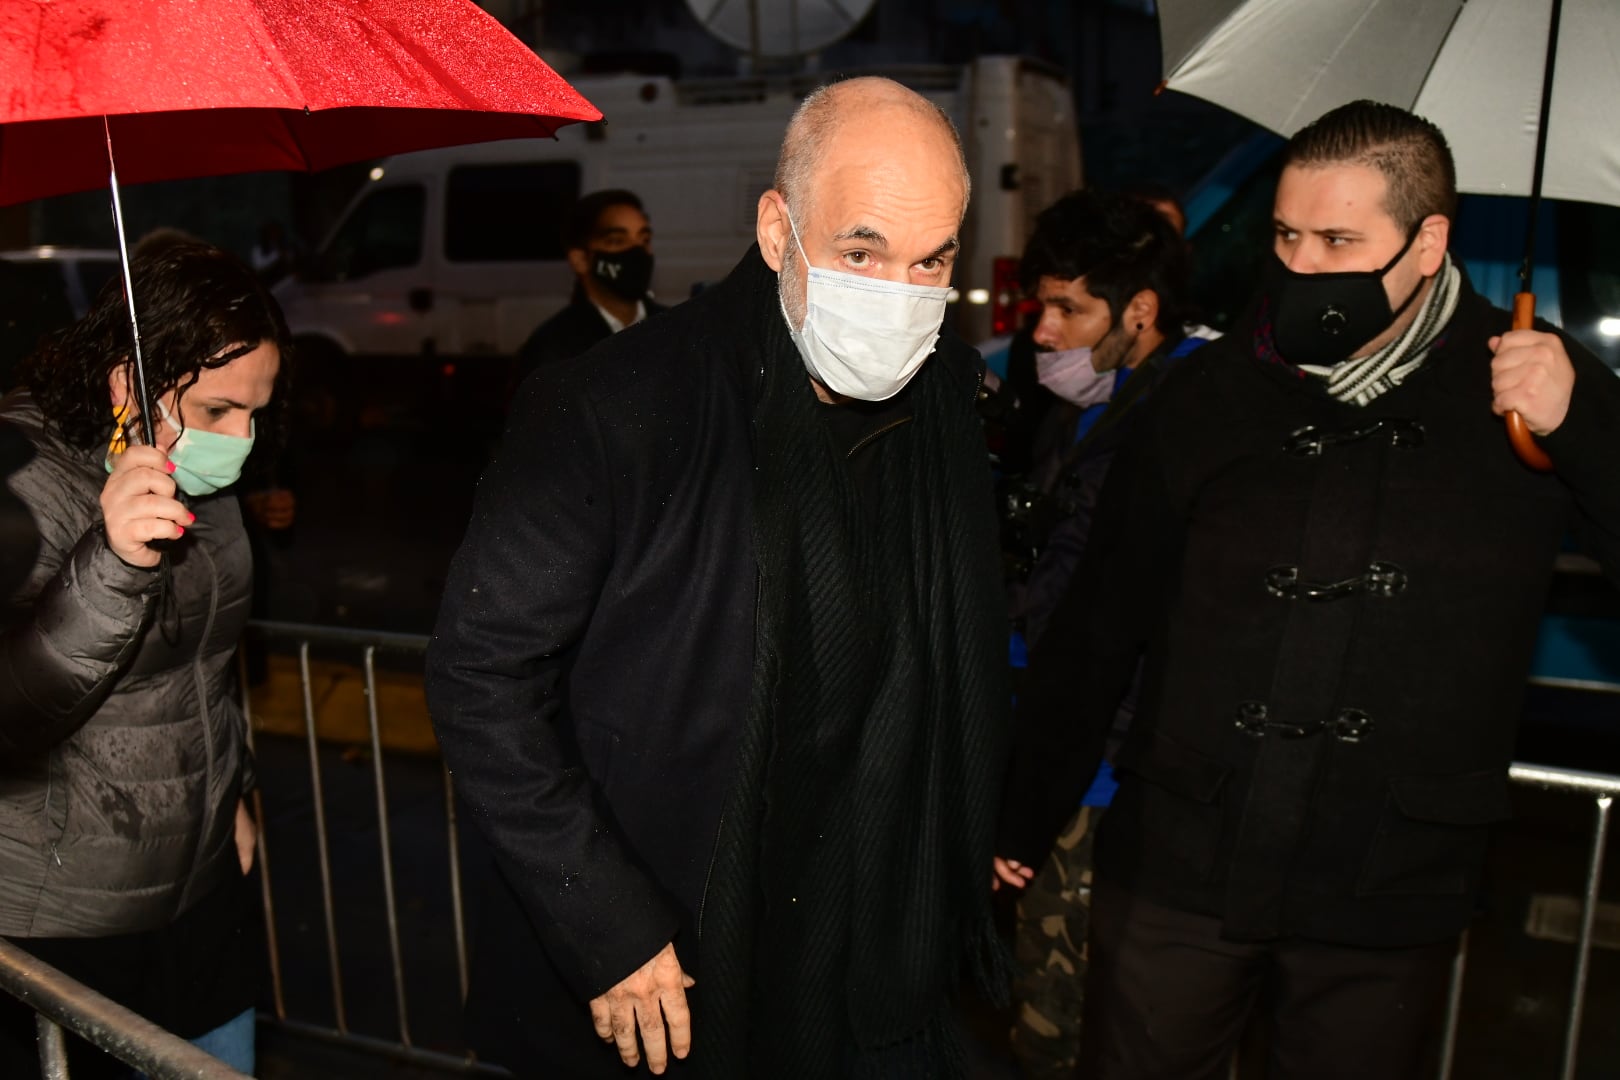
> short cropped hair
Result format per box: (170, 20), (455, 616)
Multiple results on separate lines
(774, 78), (970, 219)
(563, 189), (645, 251)
(1284, 100), (1457, 232)
(1020, 189), (1189, 336)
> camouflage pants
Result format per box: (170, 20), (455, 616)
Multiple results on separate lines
(1010, 804), (1104, 1080)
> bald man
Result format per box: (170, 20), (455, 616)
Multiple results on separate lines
(427, 78), (1008, 1078)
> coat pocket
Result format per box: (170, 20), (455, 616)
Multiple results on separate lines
(1356, 770), (1513, 897)
(1113, 731), (1231, 882)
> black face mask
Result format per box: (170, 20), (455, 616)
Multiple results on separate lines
(1268, 229), (1425, 366)
(589, 245), (654, 301)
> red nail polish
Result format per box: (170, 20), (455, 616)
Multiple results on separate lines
(188, 512), (196, 523)
(176, 526), (185, 537)
(165, 461), (176, 473)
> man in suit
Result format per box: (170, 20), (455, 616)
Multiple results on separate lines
(515, 189), (665, 382)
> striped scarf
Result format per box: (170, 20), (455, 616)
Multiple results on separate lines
(1299, 254), (1461, 406)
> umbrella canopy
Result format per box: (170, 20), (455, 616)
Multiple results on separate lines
(1160, 0), (1620, 206)
(0, 0), (602, 206)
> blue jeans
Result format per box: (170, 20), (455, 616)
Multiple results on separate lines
(134, 1008), (254, 1077)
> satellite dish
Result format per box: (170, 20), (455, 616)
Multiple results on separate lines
(685, 0), (877, 59)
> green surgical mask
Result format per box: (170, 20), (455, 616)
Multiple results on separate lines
(104, 399), (255, 495)
(159, 400), (255, 496)
(106, 400), (256, 497)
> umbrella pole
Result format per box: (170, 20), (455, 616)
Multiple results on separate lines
(1504, 0), (1564, 472)
(1517, 0), (1564, 301)
(103, 117), (157, 449)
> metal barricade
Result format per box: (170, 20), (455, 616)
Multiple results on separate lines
(240, 619), (501, 1077)
(0, 938), (250, 1079)
(245, 618), (1618, 1078)
(1436, 759), (1620, 1080)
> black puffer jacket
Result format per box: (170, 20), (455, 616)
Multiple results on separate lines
(1000, 278), (1620, 948)
(0, 392), (253, 937)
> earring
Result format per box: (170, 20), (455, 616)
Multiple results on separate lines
(1135, 322), (1144, 331)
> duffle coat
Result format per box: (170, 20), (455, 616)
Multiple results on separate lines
(1000, 276), (1620, 947)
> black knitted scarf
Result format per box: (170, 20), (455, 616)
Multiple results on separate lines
(694, 250), (1008, 1078)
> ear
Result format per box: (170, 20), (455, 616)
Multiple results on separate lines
(1416, 213), (1450, 276)
(757, 191), (790, 273)
(1125, 289), (1159, 334)
(107, 361), (131, 410)
(566, 247), (591, 279)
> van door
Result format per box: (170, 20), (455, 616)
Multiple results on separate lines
(296, 182), (436, 356)
(959, 57), (1082, 344)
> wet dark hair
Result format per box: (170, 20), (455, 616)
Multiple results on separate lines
(1020, 189), (1189, 335)
(1284, 100), (1457, 232)
(563, 189), (646, 251)
(18, 240), (291, 453)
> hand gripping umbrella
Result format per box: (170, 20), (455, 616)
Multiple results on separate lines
(0, 0), (601, 447)
(1159, 0), (1619, 470)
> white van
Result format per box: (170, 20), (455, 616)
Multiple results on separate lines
(274, 56), (1081, 361)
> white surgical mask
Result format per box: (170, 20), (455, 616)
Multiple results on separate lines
(780, 210), (952, 401)
(1035, 346), (1114, 408)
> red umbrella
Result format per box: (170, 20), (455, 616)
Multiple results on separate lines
(0, 0), (600, 441)
(0, 0), (601, 205)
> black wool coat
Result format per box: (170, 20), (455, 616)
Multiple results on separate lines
(427, 247), (998, 1073)
(429, 277), (755, 1067)
(999, 277), (1620, 948)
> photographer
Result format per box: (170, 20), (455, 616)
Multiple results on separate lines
(1008, 190), (1193, 643)
(995, 188), (1195, 1079)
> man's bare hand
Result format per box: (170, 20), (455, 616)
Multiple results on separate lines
(1490, 329), (1575, 436)
(588, 942), (695, 1073)
(992, 856), (1035, 891)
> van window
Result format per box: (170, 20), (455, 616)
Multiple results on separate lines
(313, 185), (426, 282)
(445, 163), (582, 262)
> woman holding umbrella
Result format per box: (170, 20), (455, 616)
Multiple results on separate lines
(0, 239), (287, 1076)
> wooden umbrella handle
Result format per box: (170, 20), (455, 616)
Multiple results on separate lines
(1506, 293), (1554, 472)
